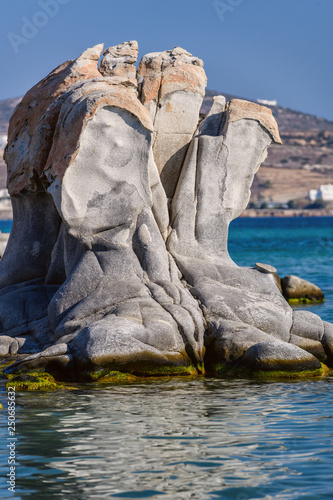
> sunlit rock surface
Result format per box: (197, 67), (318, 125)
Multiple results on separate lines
(0, 42), (332, 381)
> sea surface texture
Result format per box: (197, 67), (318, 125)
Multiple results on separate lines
(0, 216), (332, 499)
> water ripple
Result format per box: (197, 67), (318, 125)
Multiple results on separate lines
(1, 378), (333, 499)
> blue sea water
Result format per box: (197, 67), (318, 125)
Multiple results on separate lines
(0, 216), (333, 500)
(0, 220), (12, 234)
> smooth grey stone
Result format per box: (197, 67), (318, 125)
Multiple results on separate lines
(15, 343), (69, 363)
(45, 102), (204, 370)
(0, 336), (18, 357)
(290, 311), (324, 341)
(241, 340), (322, 372)
(204, 320), (279, 365)
(321, 322), (333, 364)
(281, 274), (325, 302)
(289, 334), (327, 362)
(255, 262), (277, 274)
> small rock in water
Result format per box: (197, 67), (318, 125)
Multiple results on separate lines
(281, 275), (325, 304)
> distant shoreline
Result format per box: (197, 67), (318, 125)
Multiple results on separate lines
(240, 208), (333, 218)
(0, 210), (12, 221)
(1, 208), (333, 223)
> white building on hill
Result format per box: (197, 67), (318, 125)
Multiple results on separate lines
(308, 184), (333, 201)
(257, 99), (277, 107)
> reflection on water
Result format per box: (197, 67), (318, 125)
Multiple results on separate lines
(1, 377), (333, 499)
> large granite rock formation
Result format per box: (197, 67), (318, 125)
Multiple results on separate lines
(1, 42), (332, 381)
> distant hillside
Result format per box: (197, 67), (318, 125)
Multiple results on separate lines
(0, 97), (21, 190)
(202, 90), (333, 133)
(0, 97), (21, 136)
(1, 92), (333, 206)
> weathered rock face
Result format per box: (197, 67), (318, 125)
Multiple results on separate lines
(0, 42), (332, 381)
(137, 47), (206, 198)
(99, 40), (138, 83)
(1, 43), (205, 377)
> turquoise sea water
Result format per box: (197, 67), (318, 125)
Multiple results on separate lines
(0, 220), (12, 234)
(0, 217), (333, 499)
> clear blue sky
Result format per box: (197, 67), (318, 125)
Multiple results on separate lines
(0, 0), (332, 120)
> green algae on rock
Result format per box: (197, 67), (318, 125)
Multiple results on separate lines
(288, 297), (325, 305)
(83, 369), (139, 383)
(5, 371), (69, 391)
(209, 362), (330, 380)
(126, 364), (200, 378)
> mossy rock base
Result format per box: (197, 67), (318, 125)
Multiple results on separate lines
(128, 364), (199, 378)
(1, 360), (331, 391)
(0, 360), (203, 391)
(209, 362), (331, 380)
(84, 364), (200, 382)
(4, 371), (72, 391)
(83, 369), (139, 383)
(288, 297), (325, 305)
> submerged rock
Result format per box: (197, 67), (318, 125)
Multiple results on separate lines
(0, 42), (332, 384)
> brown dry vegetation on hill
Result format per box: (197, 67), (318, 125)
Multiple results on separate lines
(253, 166), (333, 203)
